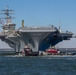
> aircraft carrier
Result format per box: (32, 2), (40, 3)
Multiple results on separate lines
(0, 7), (73, 55)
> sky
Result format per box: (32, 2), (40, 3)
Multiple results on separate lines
(0, 0), (76, 48)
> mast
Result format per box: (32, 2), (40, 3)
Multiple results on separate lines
(0, 6), (16, 32)
(0, 6), (15, 24)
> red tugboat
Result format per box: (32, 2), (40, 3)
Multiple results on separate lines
(46, 48), (58, 55)
(22, 46), (38, 56)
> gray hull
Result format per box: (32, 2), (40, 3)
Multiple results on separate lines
(2, 26), (73, 53)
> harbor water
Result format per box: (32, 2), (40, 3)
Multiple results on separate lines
(0, 56), (76, 75)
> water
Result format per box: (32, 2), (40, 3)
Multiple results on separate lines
(0, 56), (76, 75)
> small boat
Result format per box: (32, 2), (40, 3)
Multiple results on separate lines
(22, 46), (38, 56)
(46, 48), (58, 55)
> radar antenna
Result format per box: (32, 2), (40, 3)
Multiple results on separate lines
(0, 6), (15, 24)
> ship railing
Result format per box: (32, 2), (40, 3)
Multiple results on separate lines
(60, 31), (73, 34)
(20, 27), (57, 30)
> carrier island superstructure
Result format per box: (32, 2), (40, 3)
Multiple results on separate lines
(0, 7), (73, 54)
